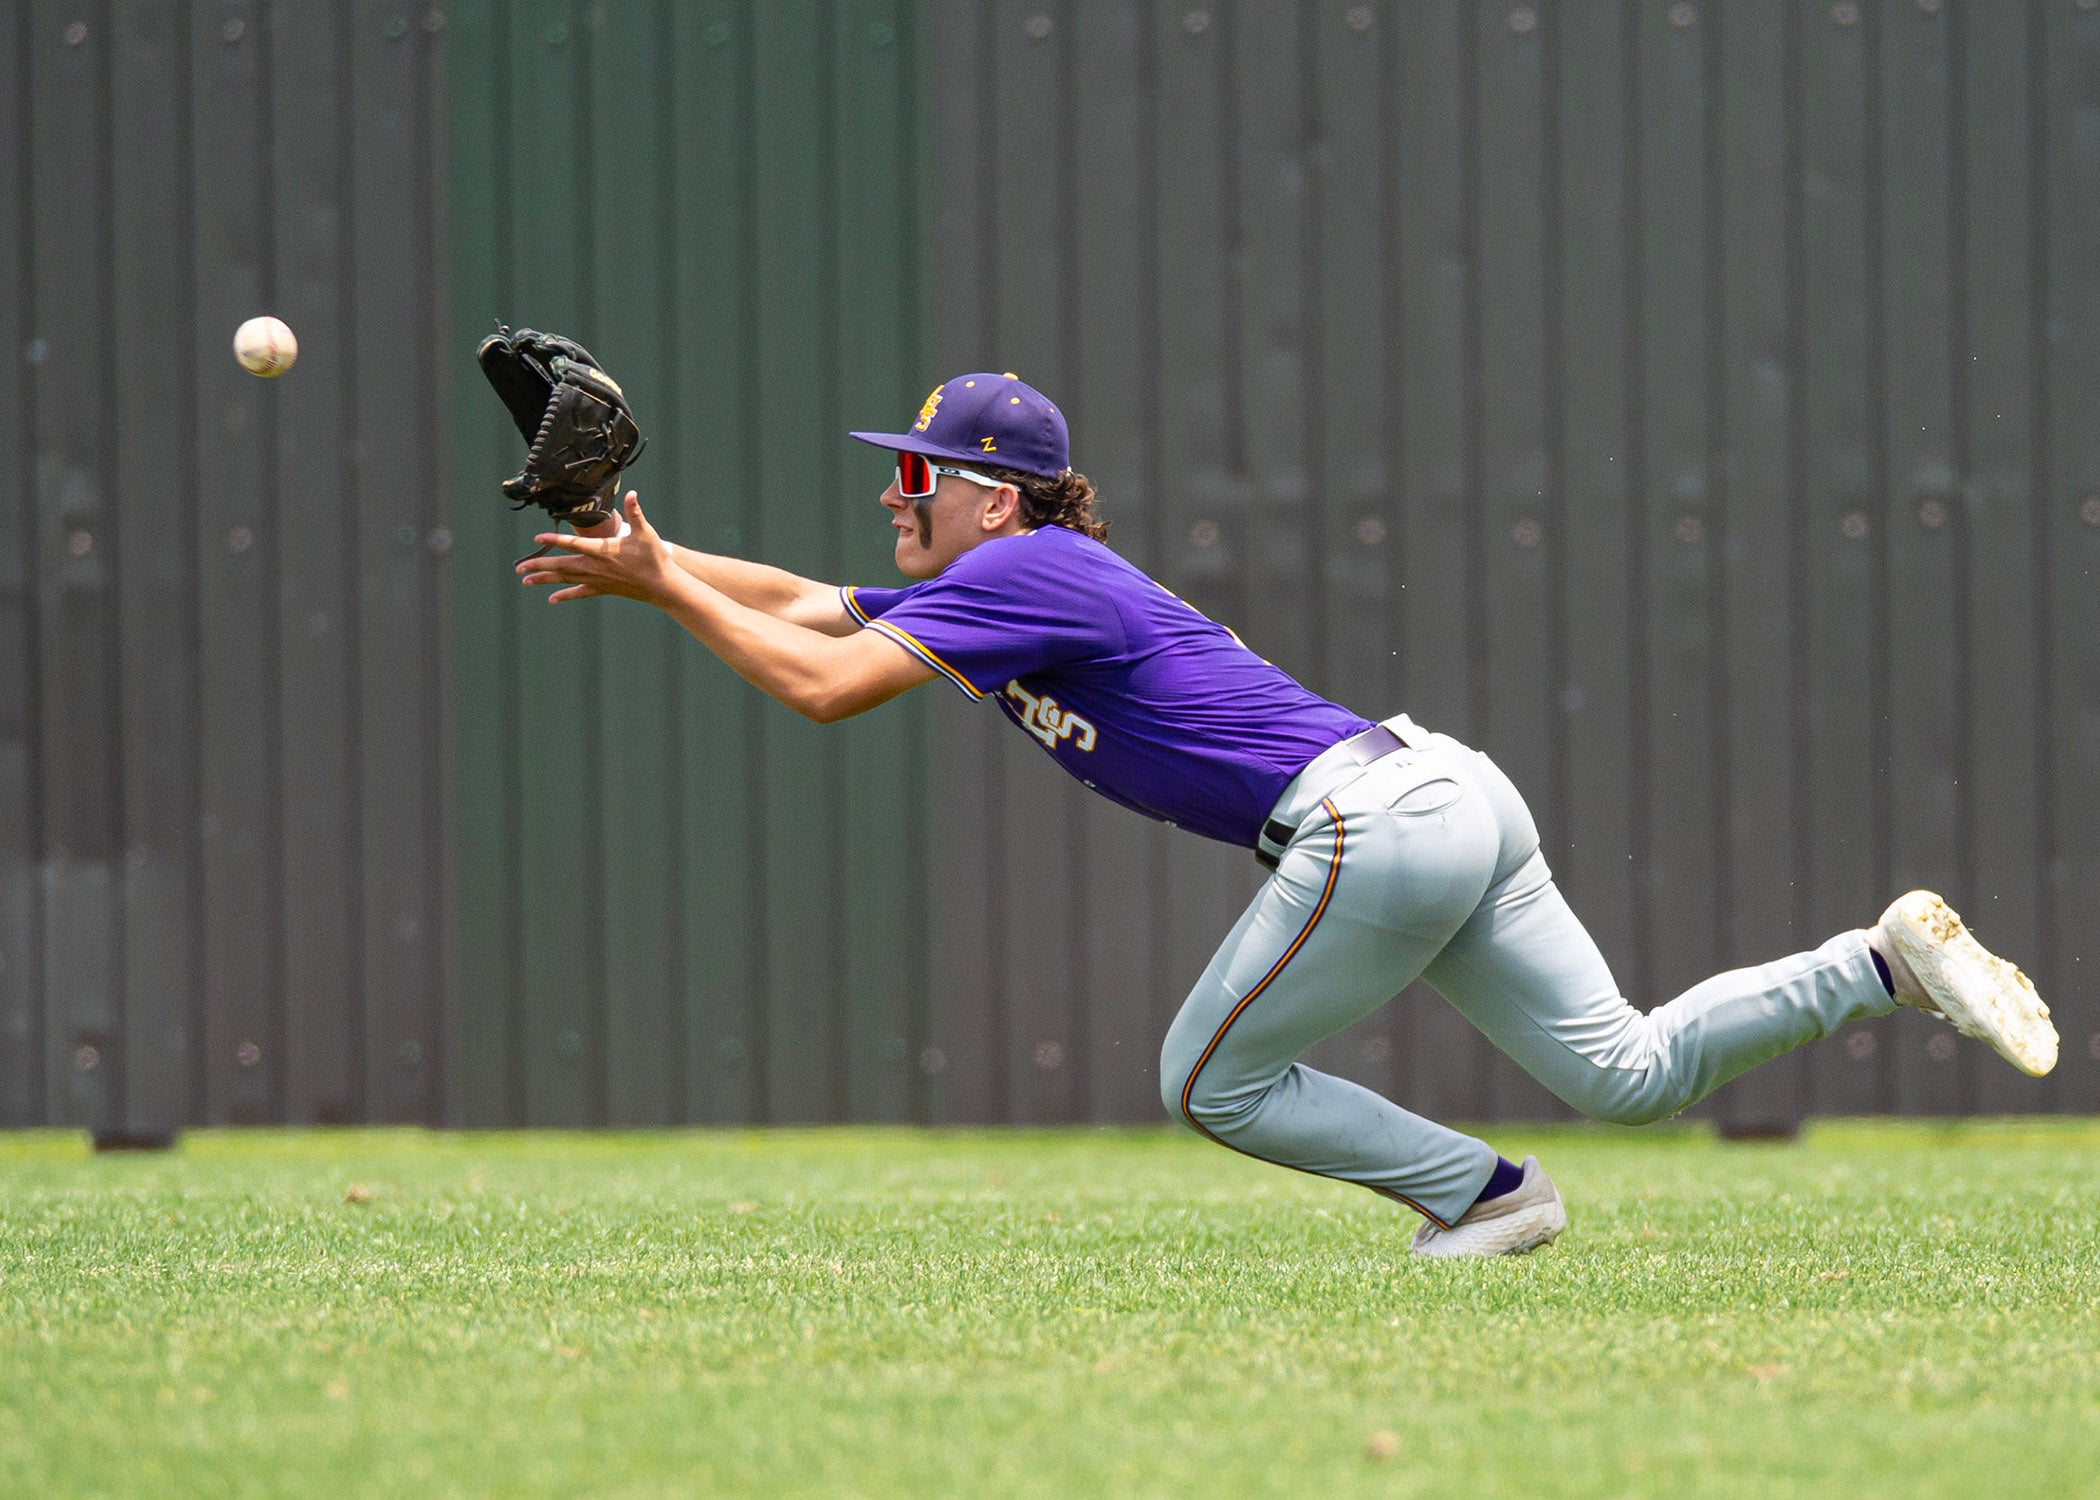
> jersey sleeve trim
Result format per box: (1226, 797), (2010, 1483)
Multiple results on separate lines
(840, 585), (872, 625)
(866, 620), (987, 700)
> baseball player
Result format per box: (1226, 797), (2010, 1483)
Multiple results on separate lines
(518, 373), (2058, 1257)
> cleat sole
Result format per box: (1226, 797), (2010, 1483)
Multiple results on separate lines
(1885, 891), (2057, 1077)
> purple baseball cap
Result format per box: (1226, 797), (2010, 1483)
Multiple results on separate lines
(850, 372), (1070, 477)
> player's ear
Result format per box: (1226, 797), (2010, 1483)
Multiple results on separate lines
(982, 483), (1022, 531)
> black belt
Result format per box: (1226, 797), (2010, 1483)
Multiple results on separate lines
(1255, 722), (1410, 872)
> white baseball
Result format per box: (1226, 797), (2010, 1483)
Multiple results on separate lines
(233, 316), (297, 377)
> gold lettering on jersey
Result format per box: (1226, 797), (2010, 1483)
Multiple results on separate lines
(1004, 681), (1097, 752)
(980, 435), (998, 452)
(913, 384), (945, 432)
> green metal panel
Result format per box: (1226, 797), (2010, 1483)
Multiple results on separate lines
(445, 0), (925, 1124)
(669, 1), (763, 1124)
(444, 0), (517, 1128)
(590, 1), (682, 1127)
(832, 0), (927, 1123)
(749, 2), (840, 1123)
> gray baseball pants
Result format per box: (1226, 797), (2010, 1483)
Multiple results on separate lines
(1158, 717), (1895, 1228)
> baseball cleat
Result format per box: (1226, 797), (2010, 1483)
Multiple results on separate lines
(1410, 1155), (1567, 1259)
(1876, 891), (2057, 1076)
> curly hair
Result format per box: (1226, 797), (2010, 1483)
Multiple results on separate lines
(974, 463), (1109, 542)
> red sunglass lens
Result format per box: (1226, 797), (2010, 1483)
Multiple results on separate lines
(897, 451), (932, 496)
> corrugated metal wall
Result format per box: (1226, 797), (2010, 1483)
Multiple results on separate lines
(14, 2), (2100, 1132)
(916, 0), (2100, 1126)
(0, 1), (449, 1128)
(445, 0), (935, 1125)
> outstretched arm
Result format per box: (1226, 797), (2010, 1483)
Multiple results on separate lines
(666, 547), (855, 634)
(570, 512), (854, 634)
(523, 492), (934, 721)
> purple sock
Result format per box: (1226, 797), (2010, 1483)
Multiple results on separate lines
(1475, 1155), (1525, 1206)
(1870, 948), (1894, 996)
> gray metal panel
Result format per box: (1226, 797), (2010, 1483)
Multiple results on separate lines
(1881, 0), (1964, 1115)
(1143, 0), (1273, 1123)
(32, 0), (125, 1131)
(1554, 0), (1639, 1061)
(1070, 0), (1167, 1124)
(191, 0), (285, 1125)
(270, 0), (360, 1124)
(1392, 0), (1494, 1123)
(442, 0), (521, 1128)
(6, 0), (448, 1130)
(984, 0), (1081, 1125)
(922, 0), (1004, 1124)
(1, 2), (45, 1126)
(2039, 0), (2100, 1110)
(1475, 0), (1563, 1121)
(1309, 2), (1403, 1109)
(1798, 0), (1885, 1114)
(1713, 0), (1807, 1129)
(349, 0), (445, 1125)
(1961, 0), (2048, 1116)
(1634, 0), (1723, 1086)
(112, 0), (205, 1132)
(918, 0), (2099, 1125)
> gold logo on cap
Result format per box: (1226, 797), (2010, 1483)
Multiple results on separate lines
(913, 384), (945, 432)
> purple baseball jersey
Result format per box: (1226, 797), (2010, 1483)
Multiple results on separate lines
(843, 525), (1374, 846)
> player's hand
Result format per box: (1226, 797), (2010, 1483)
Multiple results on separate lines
(516, 491), (675, 605)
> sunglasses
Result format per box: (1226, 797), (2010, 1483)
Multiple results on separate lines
(895, 451), (1007, 500)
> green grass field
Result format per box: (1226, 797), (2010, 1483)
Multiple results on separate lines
(3, 1121), (2096, 1498)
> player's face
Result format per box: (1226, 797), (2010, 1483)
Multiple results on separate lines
(880, 472), (1001, 578)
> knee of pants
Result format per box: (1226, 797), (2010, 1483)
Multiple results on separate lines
(1158, 1059), (1186, 1123)
(1583, 1091), (1678, 1128)
(1158, 1046), (1257, 1135)
(1561, 1069), (1681, 1128)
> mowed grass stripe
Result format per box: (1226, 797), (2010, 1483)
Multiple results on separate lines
(2, 1121), (2096, 1498)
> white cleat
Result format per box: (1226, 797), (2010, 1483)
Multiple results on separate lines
(1876, 890), (2058, 1077)
(1410, 1156), (1567, 1259)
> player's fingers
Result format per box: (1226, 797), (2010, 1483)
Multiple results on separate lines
(535, 532), (604, 556)
(623, 490), (656, 537)
(519, 567), (588, 587)
(515, 551), (598, 577)
(548, 583), (601, 603)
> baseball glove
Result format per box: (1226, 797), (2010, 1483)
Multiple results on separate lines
(477, 324), (645, 558)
